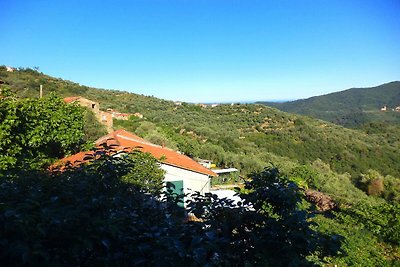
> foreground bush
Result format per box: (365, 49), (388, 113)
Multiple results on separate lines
(0, 151), (340, 266)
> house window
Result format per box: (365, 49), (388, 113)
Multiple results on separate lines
(92, 104), (96, 109)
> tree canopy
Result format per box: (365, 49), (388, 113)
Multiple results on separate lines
(0, 88), (85, 171)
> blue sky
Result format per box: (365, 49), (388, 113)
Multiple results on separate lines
(1, 0), (399, 102)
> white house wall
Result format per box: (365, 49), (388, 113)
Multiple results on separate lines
(161, 164), (211, 194)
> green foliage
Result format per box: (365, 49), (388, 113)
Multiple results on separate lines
(314, 200), (400, 266)
(0, 88), (85, 171)
(121, 150), (166, 195)
(289, 165), (318, 189)
(355, 169), (400, 202)
(0, 150), (167, 265)
(383, 175), (400, 202)
(0, 152), (340, 266)
(235, 167), (341, 266)
(307, 160), (372, 205)
(315, 215), (397, 266)
(357, 169), (385, 196)
(211, 171), (240, 185)
(337, 201), (400, 245)
(83, 108), (108, 143)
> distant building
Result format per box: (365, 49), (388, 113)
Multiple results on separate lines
(64, 96), (100, 113)
(396, 106), (400, 112)
(6, 66), (14, 72)
(100, 111), (113, 130)
(197, 159), (213, 169)
(174, 101), (182, 106)
(196, 103), (208, 108)
(133, 112), (144, 119)
(112, 112), (130, 120)
(63, 96), (113, 132)
(380, 105), (387, 111)
(213, 168), (239, 176)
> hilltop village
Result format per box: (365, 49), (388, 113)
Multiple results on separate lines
(63, 96), (143, 132)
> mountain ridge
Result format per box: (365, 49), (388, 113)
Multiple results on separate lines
(258, 81), (400, 127)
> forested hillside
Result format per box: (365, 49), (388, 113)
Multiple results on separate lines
(2, 67), (398, 177)
(260, 81), (400, 127)
(1, 66), (400, 265)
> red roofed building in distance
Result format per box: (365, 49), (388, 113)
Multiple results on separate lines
(58, 129), (217, 197)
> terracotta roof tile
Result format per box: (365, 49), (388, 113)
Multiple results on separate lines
(63, 96), (81, 103)
(56, 129), (217, 176)
(96, 129), (217, 176)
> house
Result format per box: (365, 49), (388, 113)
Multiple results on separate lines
(100, 111), (113, 130)
(108, 108), (139, 121)
(63, 96), (100, 113)
(6, 66), (14, 72)
(112, 112), (131, 120)
(196, 103), (208, 109)
(197, 159), (213, 169)
(380, 105), (387, 111)
(63, 96), (113, 132)
(133, 112), (144, 119)
(213, 168), (239, 175)
(396, 106), (400, 112)
(58, 129), (217, 198)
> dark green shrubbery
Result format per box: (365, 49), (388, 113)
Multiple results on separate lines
(0, 150), (340, 266)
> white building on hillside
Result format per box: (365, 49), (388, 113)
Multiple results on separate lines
(59, 130), (217, 206)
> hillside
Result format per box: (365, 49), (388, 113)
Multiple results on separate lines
(1, 66), (399, 179)
(260, 81), (400, 128)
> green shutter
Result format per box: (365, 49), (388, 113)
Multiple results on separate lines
(166, 180), (184, 207)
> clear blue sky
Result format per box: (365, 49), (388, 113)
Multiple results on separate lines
(1, 0), (399, 102)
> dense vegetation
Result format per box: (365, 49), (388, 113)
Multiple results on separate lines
(0, 86), (106, 171)
(1, 66), (399, 264)
(259, 81), (400, 128)
(1, 148), (343, 266)
(0, 88), (84, 171)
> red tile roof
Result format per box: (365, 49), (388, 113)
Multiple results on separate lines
(96, 129), (216, 176)
(56, 129), (217, 176)
(63, 96), (81, 103)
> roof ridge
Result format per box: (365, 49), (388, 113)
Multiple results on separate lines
(91, 129), (217, 176)
(115, 132), (177, 152)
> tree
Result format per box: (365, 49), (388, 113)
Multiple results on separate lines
(0, 88), (85, 171)
(187, 167), (341, 266)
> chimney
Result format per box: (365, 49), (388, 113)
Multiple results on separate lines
(39, 85), (43, 98)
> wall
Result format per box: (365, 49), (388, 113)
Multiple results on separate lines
(77, 98), (100, 114)
(161, 164), (211, 195)
(99, 111), (113, 133)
